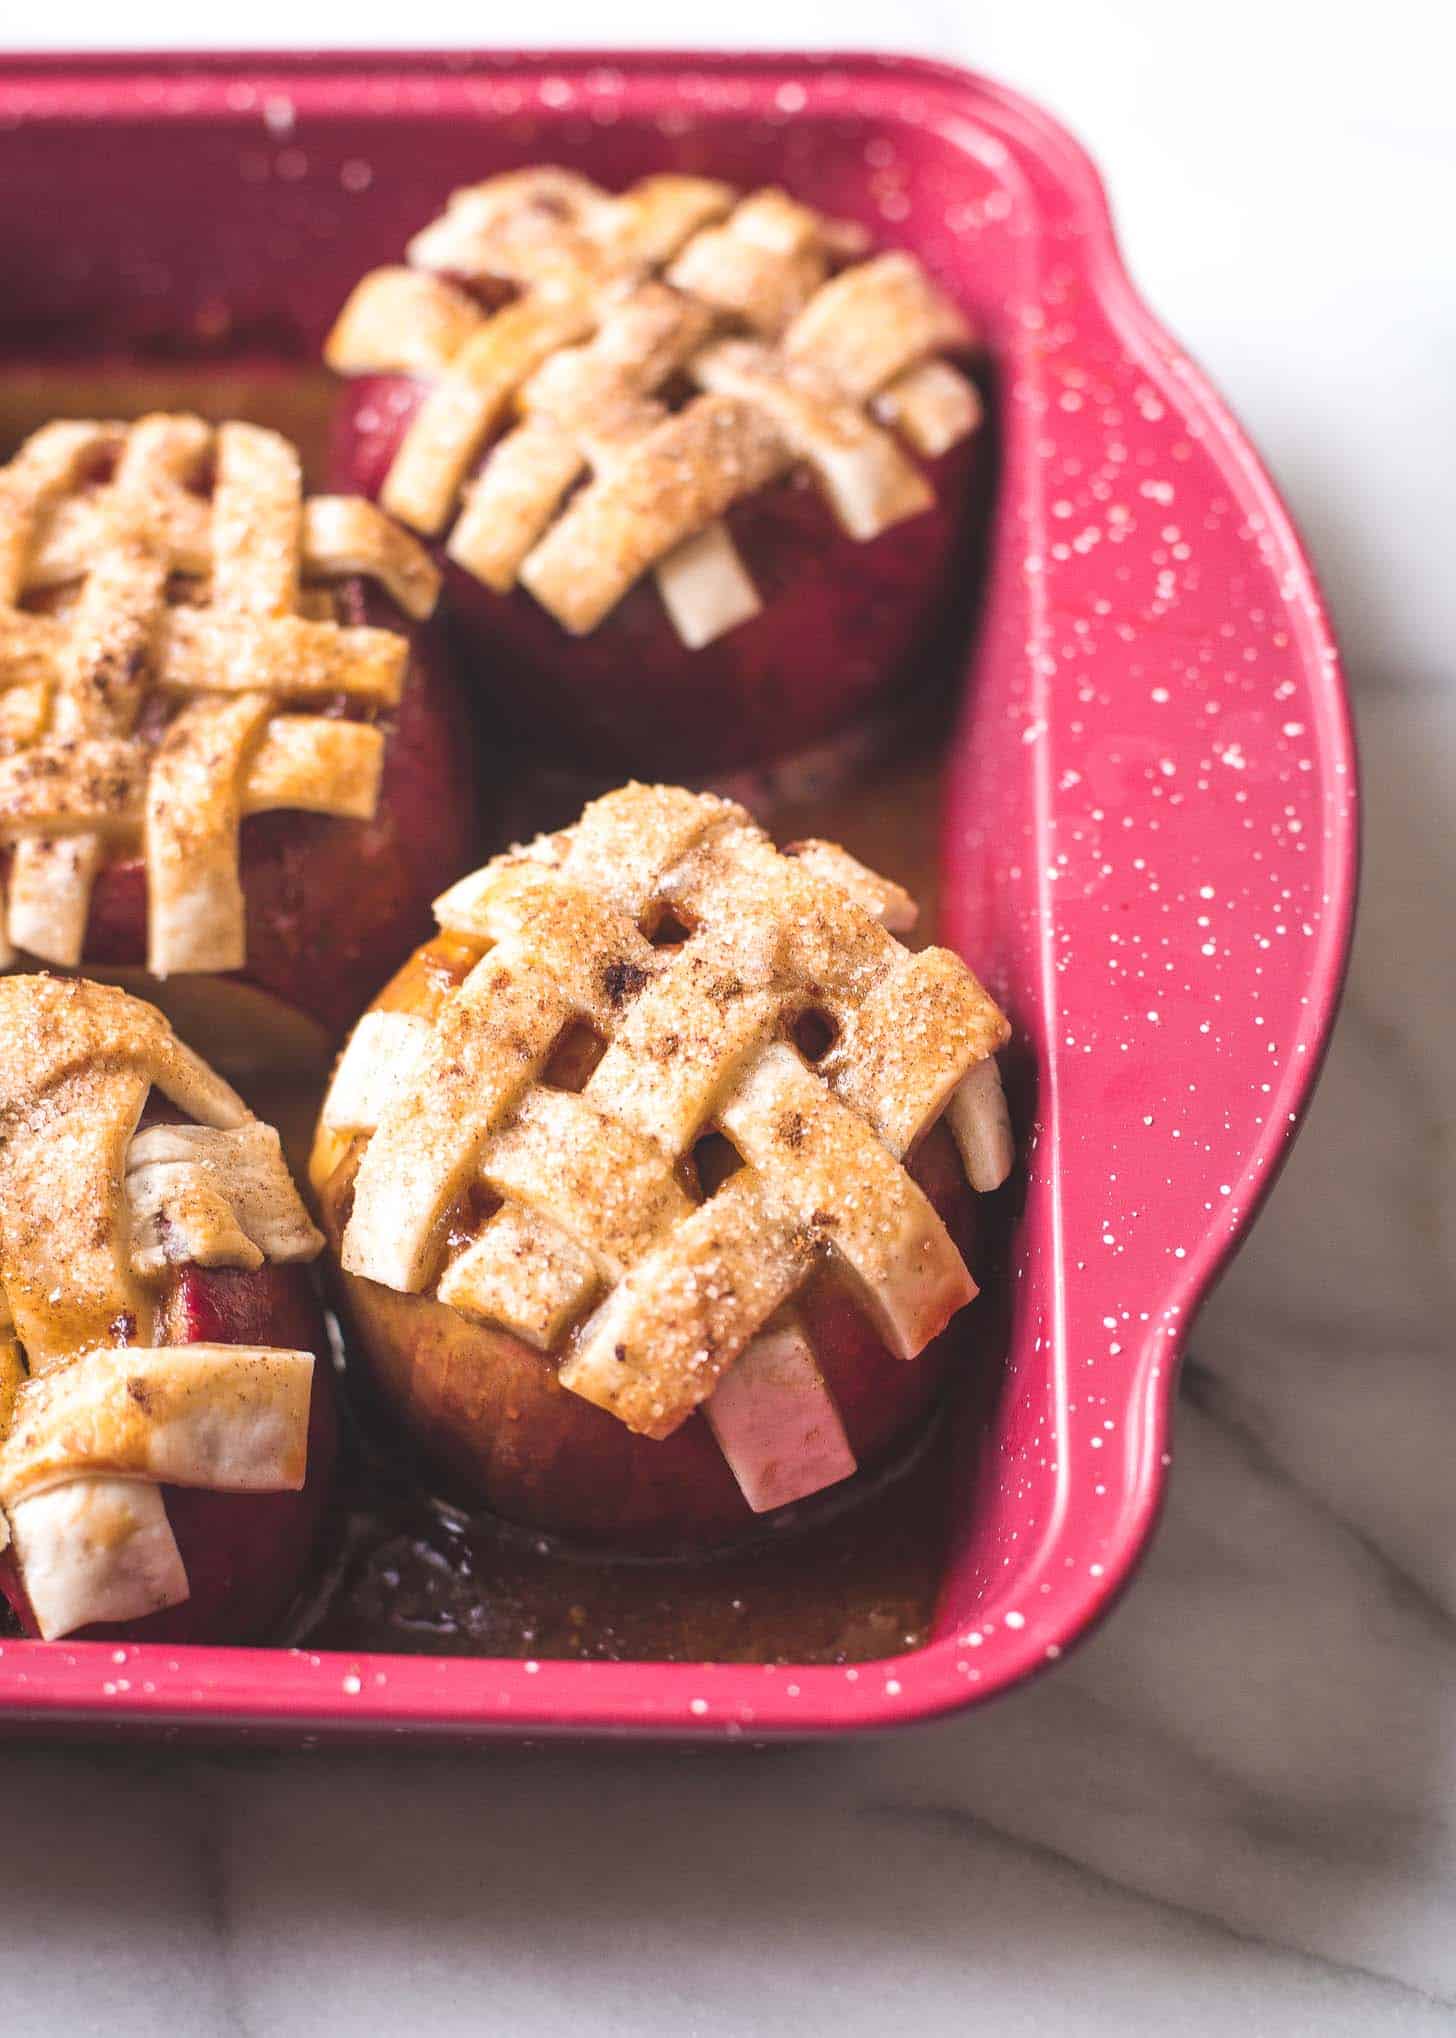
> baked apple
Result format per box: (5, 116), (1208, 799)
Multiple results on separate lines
(0, 976), (335, 1643)
(311, 784), (1013, 1550)
(325, 170), (986, 784)
(0, 414), (479, 1073)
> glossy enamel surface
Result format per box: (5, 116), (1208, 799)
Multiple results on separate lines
(0, 50), (1356, 1740)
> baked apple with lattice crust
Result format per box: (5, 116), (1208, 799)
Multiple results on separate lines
(0, 976), (337, 1643)
(0, 415), (478, 1073)
(311, 784), (1012, 1549)
(326, 170), (985, 785)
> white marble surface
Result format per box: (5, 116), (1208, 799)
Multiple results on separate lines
(3, 4), (1455, 2032)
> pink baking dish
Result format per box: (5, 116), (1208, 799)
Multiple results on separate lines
(0, 49), (1356, 1741)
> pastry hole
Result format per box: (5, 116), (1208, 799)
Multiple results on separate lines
(541, 1020), (606, 1093)
(440, 268), (521, 316)
(136, 1087), (191, 1133)
(555, 466), (594, 516)
(658, 370), (698, 414)
(165, 571), (208, 609)
(691, 1131), (744, 1201)
(445, 1182), (503, 1254)
(79, 444), (119, 489)
(326, 576), (366, 629)
(297, 585), (339, 624)
(641, 902), (696, 949)
(792, 1007), (838, 1063)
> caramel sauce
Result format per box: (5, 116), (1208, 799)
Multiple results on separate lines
(293, 1404), (951, 1665)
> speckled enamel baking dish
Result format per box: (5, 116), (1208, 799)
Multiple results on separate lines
(0, 50), (1356, 1742)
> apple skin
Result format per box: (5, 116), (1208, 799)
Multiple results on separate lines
(79, 585), (480, 1042)
(311, 934), (980, 1551)
(0, 1263), (337, 1646)
(332, 373), (982, 783)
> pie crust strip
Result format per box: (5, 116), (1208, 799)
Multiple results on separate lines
(0, 1343), (315, 1509)
(125, 1121), (324, 1278)
(7, 1478), (187, 1641)
(702, 1313), (856, 1514)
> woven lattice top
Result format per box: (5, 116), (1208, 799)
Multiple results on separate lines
(325, 169), (982, 648)
(0, 975), (321, 1638)
(321, 784), (1011, 1460)
(0, 415), (441, 978)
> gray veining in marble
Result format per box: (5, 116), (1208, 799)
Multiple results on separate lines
(2, 2), (1453, 2031)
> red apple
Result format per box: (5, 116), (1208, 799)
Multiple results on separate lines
(332, 374), (985, 783)
(0, 1261), (337, 1646)
(311, 934), (982, 1551)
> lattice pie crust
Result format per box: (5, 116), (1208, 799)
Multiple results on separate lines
(0, 975), (323, 1638)
(320, 784), (1012, 1512)
(326, 169), (982, 647)
(0, 415), (440, 980)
